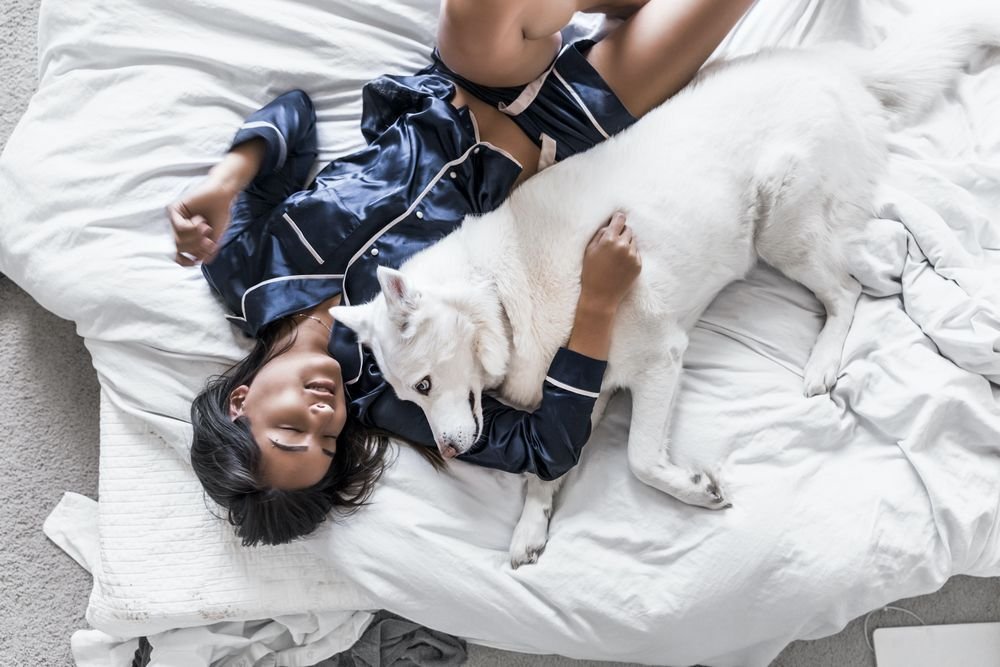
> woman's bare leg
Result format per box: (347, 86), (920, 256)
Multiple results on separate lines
(439, 0), (752, 114)
(438, 0), (754, 181)
(586, 0), (757, 117)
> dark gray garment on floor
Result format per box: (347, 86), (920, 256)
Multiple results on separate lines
(317, 610), (468, 667)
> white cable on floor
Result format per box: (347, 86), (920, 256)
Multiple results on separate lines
(863, 605), (927, 652)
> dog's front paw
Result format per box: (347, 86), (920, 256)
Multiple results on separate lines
(508, 515), (550, 569)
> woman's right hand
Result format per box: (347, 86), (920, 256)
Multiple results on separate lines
(579, 210), (642, 313)
(167, 174), (239, 266)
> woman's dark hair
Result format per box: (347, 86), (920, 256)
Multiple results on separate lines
(190, 317), (443, 547)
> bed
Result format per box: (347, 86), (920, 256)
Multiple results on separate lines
(3, 0), (1000, 665)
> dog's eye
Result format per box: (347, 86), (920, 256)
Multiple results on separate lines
(414, 376), (432, 395)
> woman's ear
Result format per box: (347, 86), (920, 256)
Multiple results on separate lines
(228, 385), (250, 420)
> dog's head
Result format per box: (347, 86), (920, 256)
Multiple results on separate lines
(331, 266), (510, 458)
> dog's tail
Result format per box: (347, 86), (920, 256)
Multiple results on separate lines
(854, 2), (1000, 122)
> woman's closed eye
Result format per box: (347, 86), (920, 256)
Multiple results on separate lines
(281, 425), (337, 440)
(272, 428), (336, 457)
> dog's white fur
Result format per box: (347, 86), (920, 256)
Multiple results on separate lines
(333, 6), (1000, 567)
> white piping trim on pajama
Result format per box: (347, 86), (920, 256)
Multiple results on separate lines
(498, 44), (569, 117)
(345, 341), (365, 385)
(479, 141), (523, 169)
(238, 273), (344, 321)
(240, 121), (288, 171)
(465, 110), (523, 168)
(282, 212), (325, 264)
(342, 144), (480, 288)
(468, 108), (481, 141)
(544, 375), (600, 399)
(552, 69), (610, 140)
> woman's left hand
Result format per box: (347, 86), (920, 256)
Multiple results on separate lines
(167, 174), (238, 266)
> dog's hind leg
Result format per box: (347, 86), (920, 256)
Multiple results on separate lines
(752, 147), (865, 397)
(785, 260), (861, 397)
(509, 476), (565, 569)
(626, 330), (729, 509)
(757, 204), (863, 397)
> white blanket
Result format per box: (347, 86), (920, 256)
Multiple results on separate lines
(2, 0), (999, 665)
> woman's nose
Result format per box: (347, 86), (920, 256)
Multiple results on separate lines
(309, 402), (336, 429)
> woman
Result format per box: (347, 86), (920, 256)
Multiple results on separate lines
(169, 0), (755, 546)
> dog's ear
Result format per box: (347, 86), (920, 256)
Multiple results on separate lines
(442, 285), (510, 379)
(377, 266), (420, 329)
(475, 318), (510, 380)
(465, 293), (510, 379)
(330, 303), (375, 344)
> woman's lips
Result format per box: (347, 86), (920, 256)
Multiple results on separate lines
(306, 380), (337, 395)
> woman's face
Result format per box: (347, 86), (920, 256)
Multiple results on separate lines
(228, 349), (348, 490)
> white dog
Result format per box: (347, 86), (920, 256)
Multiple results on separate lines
(333, 6), (1000, 567)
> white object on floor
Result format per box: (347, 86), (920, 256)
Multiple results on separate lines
(2, 0), (999, 665)
(874, 622), (1000, 667)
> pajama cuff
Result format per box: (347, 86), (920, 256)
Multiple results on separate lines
(230, 121), (287, 177)
(544, 347), (607, 398)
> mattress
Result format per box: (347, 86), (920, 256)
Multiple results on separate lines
(2, 0), (999, 665)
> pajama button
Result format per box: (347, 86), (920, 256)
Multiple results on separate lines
(370, 247), (379, 256)
(415, 210), (424, 219)
(473, 147), (481, 154)
(449, 171), (457, 179)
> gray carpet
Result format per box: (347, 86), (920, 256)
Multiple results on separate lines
(2, 1), (998, 665)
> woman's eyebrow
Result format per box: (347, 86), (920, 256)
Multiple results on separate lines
(271, 439), (335, 458)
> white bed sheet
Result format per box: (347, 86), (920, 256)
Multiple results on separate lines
(2, 0), (999, 665)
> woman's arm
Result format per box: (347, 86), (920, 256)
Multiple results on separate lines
(211, 139), (266, 192)
(566, 211), (639, 360)
(458, 212), (640, 478)
(168, 88), (316, 266)
(363, 346), (605, 480)
(168, 139), (265, 266)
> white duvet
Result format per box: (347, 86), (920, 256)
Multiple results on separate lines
(2, 0), (999, 665)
